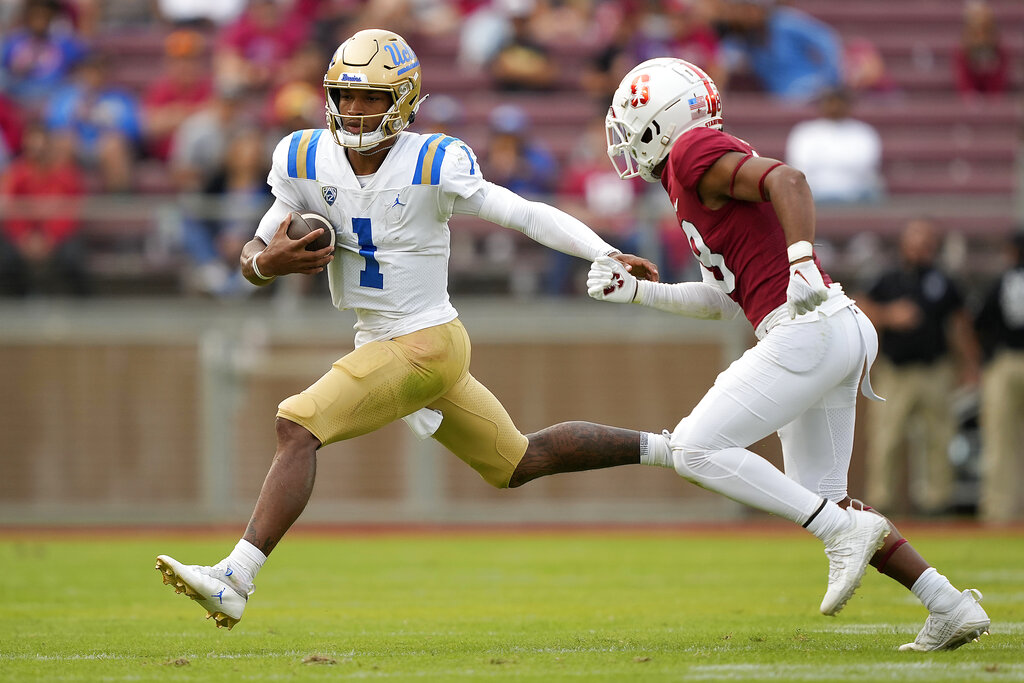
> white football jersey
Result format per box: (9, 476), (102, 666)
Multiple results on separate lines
(265, 130), (484, 346)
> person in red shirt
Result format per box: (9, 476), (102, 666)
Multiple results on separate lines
(953, 0), (1009, 96)
(0, 123), (89, 296)
(214, 0), (311, 92)
(142, 29), (214, 161)
(588, 58), (990, 652)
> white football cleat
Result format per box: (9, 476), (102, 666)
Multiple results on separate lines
(899, 589), (990, 652)
(820, 509), (890, 616)
(156, 555), (252, 629)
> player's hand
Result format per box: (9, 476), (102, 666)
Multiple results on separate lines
(587, 255), (639, 304)
(611, 252), (659, 282)
(786, 259), (828, 318)
(261, 214), (335, 276)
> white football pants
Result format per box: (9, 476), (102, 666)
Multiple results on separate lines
(670, 302), (878, 525)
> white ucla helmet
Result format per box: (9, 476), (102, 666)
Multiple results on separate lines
(324, 29), (423, 150)
(606, 58), (723, 182)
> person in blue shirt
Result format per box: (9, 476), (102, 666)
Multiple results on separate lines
(717, 0), (843, 101)
(1, 0), (87, 108)
(45, 54), (141, 191)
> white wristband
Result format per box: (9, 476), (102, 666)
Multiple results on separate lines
(787, 240), (813, 263)
(251, 251), (273, 280)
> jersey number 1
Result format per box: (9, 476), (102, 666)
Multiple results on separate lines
(351, 218), (384, 289)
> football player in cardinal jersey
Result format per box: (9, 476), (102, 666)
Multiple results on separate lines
(589, 58), (989, 651)
(155, 29), (666, 629)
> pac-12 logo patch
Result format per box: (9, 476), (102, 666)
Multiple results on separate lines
(322, 185), (338, 206)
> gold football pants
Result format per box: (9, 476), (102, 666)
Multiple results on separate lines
(277, 319), (528, 487)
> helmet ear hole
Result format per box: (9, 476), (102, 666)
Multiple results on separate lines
(640, 127), (653, 144)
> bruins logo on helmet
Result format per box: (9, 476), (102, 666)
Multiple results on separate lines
(324, 29), (423, 150)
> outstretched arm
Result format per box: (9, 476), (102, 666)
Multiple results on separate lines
(455, 183), (659, 282)
(587, 255), (741, 320)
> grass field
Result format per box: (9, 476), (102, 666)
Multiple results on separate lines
(1, 525), (1022, 682)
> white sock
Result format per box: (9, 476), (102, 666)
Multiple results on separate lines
(223, 539), (266, 588)
(640, 431), (673, 468)
(911, 567), (962, 613)
(803, 500), (852, 541)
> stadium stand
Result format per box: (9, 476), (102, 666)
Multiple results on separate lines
(2, 0), (1020, 296)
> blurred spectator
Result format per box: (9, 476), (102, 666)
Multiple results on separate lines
(0, 92), (25, 160)
(486, 0), (557, 91)
(716, 0), (842, 101)
(0, 124), (10, 172)
(416, 93), (464, 136)
(525, 0), (594, 45)
(0, 0), (87, 108)
(44, 53), (141, 192)
(263, 42), (328, 135)
(214, 0), (313, 92)
(349, 0), (461, 38)
(0, 123), (89, 297)
(858, 218), (981, 516)
(550, 117), (644, 294)
(583, 0), (724, 100)
(784, 88), (883, 204)
(169, 86), (247, 193)
(156, 0), (248, 27)
(973, 232), (1024, 523)
(481, 103), (557, 197)
(581, 3), (643, 99)
(953, 0), (1009, 96)
(842, 36), (898, 94)
(458, 0), (522, 71)
(142, 28), (213, 161)
(266, 81), (323, 136)
(180, 127), (273, 297)
(57, 0), (99, 36)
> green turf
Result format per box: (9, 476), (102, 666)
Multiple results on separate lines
(1, 528), (1022, 681)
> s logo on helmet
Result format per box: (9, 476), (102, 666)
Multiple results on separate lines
(629, 74), (650, 107)
(322, 185), (338, 206)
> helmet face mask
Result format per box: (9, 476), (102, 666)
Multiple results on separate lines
(325, 86), (397, 148)
(324, 29), (423, 150)
(606, 58), (723, 182)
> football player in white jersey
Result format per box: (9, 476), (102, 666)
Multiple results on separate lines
(155, 29), (667, 629)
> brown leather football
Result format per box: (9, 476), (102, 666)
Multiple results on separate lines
(287, 212), (336, 251)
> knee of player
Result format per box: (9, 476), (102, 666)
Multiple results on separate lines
(668, 431), (714, 477)
(489, 470), (517, 489)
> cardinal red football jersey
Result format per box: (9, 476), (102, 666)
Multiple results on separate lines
(660, 127), (832, 329)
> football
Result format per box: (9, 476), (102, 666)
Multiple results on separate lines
(287, 212), (336, 251)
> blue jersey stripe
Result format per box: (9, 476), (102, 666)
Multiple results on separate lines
(460, 144), (476, 175)
(429, 136), (458, 185)
(305, 129), (323, 180)
(413, 133), (443, 184)
(287, 130), (302, 178)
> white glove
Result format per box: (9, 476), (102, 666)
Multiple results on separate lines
(587, 255), (638, 304)
(786, 259), (828, 318)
